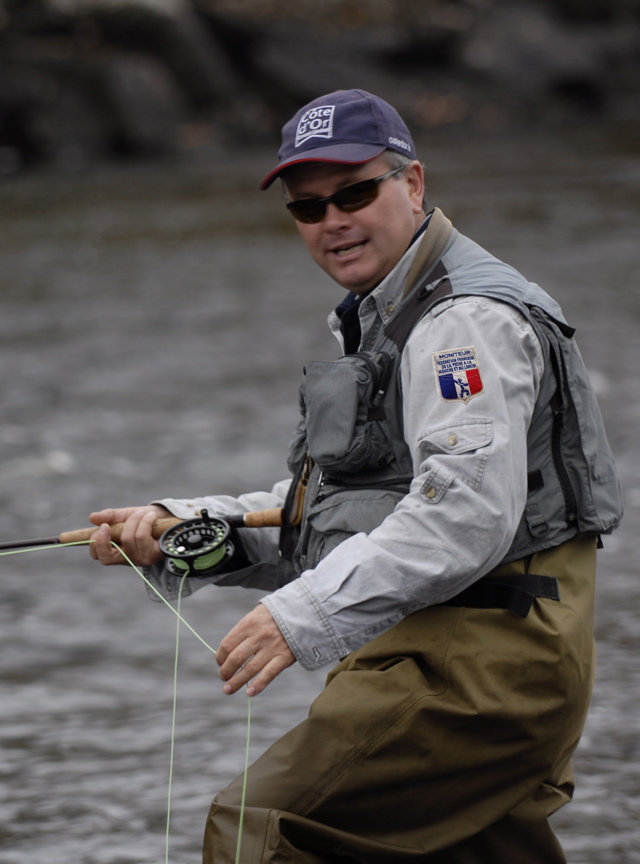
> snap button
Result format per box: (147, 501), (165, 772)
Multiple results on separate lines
(385, 303), (394, 314)
(425, 487), (437, 499)
(448, 434), (458, 446)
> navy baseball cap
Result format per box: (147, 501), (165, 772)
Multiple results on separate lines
(259, 89), (417, 190)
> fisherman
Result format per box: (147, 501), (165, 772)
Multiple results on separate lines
(90, 89), (623, 863)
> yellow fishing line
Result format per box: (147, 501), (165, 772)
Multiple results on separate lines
(0, 539), (251, 864)
(166, 572), (188, 864)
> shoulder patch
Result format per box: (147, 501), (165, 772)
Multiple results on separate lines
(433, 346), (484, 404)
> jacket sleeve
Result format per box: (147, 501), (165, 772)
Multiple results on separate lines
(261, 296), (545, 670)
(141, 480), (290, 601)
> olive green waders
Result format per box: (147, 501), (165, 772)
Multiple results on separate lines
(203, 534), (596, 863)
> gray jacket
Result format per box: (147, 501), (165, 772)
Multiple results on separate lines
(151, 210), (622, 670)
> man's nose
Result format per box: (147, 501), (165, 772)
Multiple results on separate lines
(323, 202), (351, 227)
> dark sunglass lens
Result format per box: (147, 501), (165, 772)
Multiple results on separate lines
(335, 179), (378, 212)
(286, 171), (393, 222)
(287, 200), (325, 223)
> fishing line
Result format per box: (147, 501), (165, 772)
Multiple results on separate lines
(0, 540), (218, 652)
(166, 571), (188, 864)
(0, 539), (252, 864)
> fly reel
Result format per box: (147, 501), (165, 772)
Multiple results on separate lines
(158, 509), (235, 577)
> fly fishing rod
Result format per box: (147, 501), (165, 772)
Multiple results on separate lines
(0, 507), (287, 577)
(0, 467), (308, 576)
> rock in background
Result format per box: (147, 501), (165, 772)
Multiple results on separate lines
(0, 0), (639, 172)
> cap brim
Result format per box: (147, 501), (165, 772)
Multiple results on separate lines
(259, 143), (385, 190)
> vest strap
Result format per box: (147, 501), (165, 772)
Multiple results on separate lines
(385, 262), (453, 350)
(402, 207), (453, 298)
(439, 573), (560, 618)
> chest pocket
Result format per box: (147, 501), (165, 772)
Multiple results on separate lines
(300, 352), (394, 474)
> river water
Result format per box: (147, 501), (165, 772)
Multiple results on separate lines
(0, 123), (638, 863)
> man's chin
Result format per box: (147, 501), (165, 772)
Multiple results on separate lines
(330, 267), (378, 295)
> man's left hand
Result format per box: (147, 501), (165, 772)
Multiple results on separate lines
(216, 604), (296, 696)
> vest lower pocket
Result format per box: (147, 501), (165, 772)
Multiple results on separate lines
(298, 487), (405, 570)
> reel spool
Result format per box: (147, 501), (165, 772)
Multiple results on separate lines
(159, 509), (235, 577)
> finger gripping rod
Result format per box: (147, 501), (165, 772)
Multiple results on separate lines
(68, 508), (284, 540)
(0, 508), (285, 551)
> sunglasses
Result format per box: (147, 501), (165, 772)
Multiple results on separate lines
(286, 166), (405, 224)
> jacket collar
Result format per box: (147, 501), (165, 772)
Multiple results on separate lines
(328, 208), (454, 343)
(402, 207), (453, 299)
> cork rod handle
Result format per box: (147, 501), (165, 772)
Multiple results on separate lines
(59, 517), (183, 545)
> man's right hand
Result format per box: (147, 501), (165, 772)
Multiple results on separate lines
(88, 505), (170, 567)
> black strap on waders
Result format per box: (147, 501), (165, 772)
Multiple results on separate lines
(440, 573), (560, 618)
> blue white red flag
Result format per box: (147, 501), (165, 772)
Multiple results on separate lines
(433, 346), (484, 404)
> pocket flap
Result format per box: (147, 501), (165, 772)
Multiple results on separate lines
(419, 419), (493, 457)
(304, 361), (362, 462)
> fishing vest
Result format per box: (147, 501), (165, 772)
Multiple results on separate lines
(279, 216), (623, 580)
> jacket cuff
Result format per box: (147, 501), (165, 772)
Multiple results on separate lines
(261, 581), (347, 671)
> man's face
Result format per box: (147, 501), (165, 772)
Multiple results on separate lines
(282, 156), (425, 295)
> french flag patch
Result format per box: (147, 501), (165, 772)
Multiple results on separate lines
(433, 346), (484, 404)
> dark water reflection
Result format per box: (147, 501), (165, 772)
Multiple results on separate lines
(0, 124), (639, 863)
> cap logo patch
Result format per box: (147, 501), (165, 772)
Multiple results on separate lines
(433, 346), (484, 403)
(295, 105), (335, 147)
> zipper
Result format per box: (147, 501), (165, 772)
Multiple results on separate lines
(314, 476), (413, 505)
(551, 404), (578, 525)
(547, 343), (579, 526)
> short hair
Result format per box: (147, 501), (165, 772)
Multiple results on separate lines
(382, 150), (428, 210)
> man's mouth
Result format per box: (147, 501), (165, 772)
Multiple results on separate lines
(333, 242), (366, 258)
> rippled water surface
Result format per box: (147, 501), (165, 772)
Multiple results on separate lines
(0, 124), (639, 863)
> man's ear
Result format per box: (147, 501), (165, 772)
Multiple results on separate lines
(406, 161), (425, 215)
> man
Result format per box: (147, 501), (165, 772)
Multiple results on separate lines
(91, 89), (623, 863)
